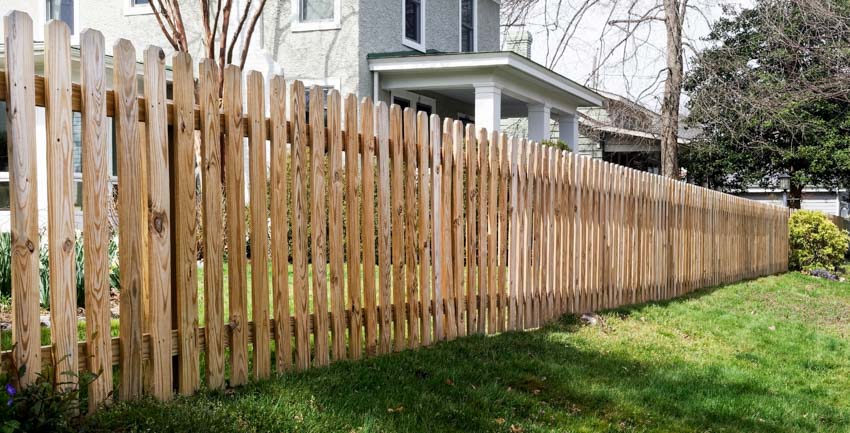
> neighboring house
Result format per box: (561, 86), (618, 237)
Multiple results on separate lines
(736, 188), (849, 218)
(576, 90), (695, 174)
(0, 0), (602, 230)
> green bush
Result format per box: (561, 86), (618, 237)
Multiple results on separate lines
(789, 210), (849, 271)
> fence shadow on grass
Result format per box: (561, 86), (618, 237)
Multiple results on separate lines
(85, 295), (839, 433)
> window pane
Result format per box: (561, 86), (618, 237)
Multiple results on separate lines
(134, 0), (149, 4)
(301, 0), (334, 21)
(461, 0), (473, 27)
(46, 0), (75, 33)
(405, 0), (421, 42)
(393, 97), (411, 110)
(416, 102), (432, 117)
(462, 28), (473, 52)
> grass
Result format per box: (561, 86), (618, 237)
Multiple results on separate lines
(79, 271), (850, 432)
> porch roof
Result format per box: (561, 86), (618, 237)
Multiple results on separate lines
(367, 51), (603, 116)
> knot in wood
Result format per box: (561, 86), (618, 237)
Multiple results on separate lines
(26, 239), (35, 253)
(63, 238), (73, 252)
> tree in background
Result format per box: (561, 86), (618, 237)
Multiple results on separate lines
(683, 0), (850, 206)
(148, 0), (268, 93)
(501, 0), (700, 178)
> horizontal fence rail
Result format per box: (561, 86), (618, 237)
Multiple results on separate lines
(0, 12), (789, 413)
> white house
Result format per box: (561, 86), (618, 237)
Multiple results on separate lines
(0, 0), (603, 230)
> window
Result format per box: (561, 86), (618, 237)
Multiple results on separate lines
(125, 0), (153, 16)
(293, 0), (341, 32)
(46, 0), (75, 34)
(390, 91), (435, 117)
(460, 0), (476, 52)
(403, 0), (425, 52)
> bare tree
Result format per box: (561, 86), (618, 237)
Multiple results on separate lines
(148, 0), (268, 94)
(503, 0), (705, 178)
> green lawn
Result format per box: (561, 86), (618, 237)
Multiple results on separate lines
(81, 271), (850, 432)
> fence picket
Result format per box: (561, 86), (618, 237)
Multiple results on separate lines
(477, 129), (489, 332)
(465, 125), (479, 334)
(199, 60), (225, 387)
(247, 71), (270, 378)
(452, 121), (466, 338)
(487, 131), (499, 333)
(376, 102), (393, 353)
(328, 91), (346, 361)
(113, 38), (144, 400)
(403, 109), (421, 348)
(417, 112), (433, 347)
(223, 66), (248, 384)
(360, 98), (378, 356)
(430, 114), (445, 341)
(497, 134), (509, 331)
(291, 81), (310, 370)
(172, 51), (199, 394)
(442, 118), (457, 341)
(310, 85), (330, 367)
(390, 105), (406, 351)
(45, 19), (79, 392)
(345, 94), (363, 360)
(269, 75), (291, 372)
(79, 28), (111, 410)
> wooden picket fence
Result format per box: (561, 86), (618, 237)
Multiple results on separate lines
(0, 12), (789, 413)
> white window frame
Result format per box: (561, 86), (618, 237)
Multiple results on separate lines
(390, 90), (436, 114)
(402, 0), (426, 53)
(458, 0), (478, 52)
(292, 0), (342, 32)
(124, 0), (154, 16)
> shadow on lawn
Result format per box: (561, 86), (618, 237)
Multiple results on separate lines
(86, 282), (842, 433)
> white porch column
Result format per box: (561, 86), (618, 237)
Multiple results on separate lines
(528, 103), (551, 143)
(474, 84), (502, 133)
(558, 112), (579, 150)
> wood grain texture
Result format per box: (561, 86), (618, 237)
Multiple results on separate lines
(360, 98), (378, 355)
(375, 102), (392, 354)
(327, 90), (346, 361)
(45, 20), (78, 391)
(465, 125), (479, 335)
(80, 28), (112, 410)
(113, 38), (144, 400)
(497, 134), (509, 331)
(172, 51), (199, 395)
(344, 95), (363, 360)
(390, 105), (406, 351)
(441, 118), (457, 341)
(476, 129), (489, 333)
(430, 114), (445, 341)
(4, 11), (41, 387)
(487, 131), (499, 334)
(198, 59), (225, 388)
(269, 75), (291, 372)
(451, 121), (465, 338)
(142, 45), (172, 400)
(507, 136), (520, 331)
(290, 81), (310, 370)
(417, 112), (433, 346)
(403, 108), (420, 348)
(310, 86), (330, 367)
(247, 71), (270, 378)
(223, 65), (248, 385)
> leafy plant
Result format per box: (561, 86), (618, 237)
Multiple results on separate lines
(789, 210), (849, 271)
(1, 359), (96, 433)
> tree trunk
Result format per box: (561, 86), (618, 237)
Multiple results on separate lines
(660, 0), (684, 178)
